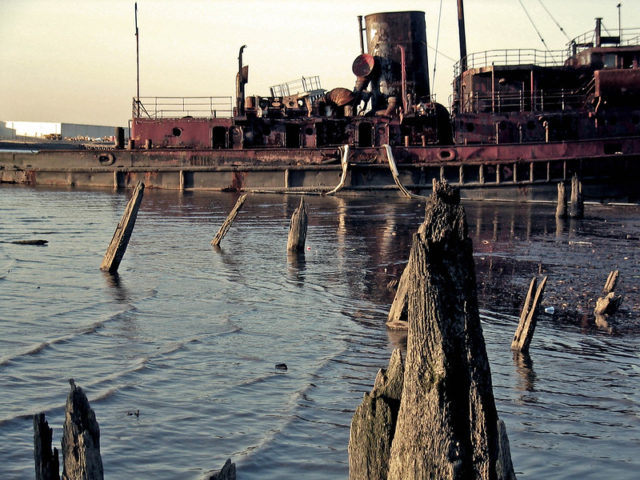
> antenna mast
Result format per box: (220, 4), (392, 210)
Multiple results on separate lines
(135, 2), (140, 117)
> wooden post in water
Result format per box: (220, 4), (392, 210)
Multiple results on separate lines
(350, 181), (516, 480)
(511, 276), (547, 353)
(555, 182), (567, 218)
(61, 380), (104, 480)
(211, 194), (247, 247)
(34, 413), (60, 480)
(287, 197), (308, 253)
(100, 182), (144, 273)
(569, 174), (584, 219)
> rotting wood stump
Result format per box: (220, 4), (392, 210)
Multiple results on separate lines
(100, 181), (144, 273)
(211, 194), (248, 247)
(555, 182), (567, 218)
(34, 413), (60, 480)
(350, 181), (516, 480)
(287, 196), (308, 253)
(511, 276), (547, 353)
(61, 380), (103, 480)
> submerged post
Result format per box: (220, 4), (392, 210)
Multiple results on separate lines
(100, 181), (144, 273)
(211, 194), (248, 247)
(594, 270), (622, 317)
(569, 174), (584, 219)
(287, 197), (308, 253)
(61, 380), (104, 480)
(555, 182), (567, 218)
(350, 181), (516, 480)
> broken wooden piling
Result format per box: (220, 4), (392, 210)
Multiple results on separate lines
(511, 276), (547, 353)
(594, 270), (622, 316)
(61, 380), (104, 480)
(211, 194), (247, 247)
(569, 174), (584, 219)
(287, 197), (308, 253)
(208, 458), (236, 480)
(100, 181), (144, 273)
(34, 413), (60, 480)
(386, 263), (410, 329)
(555, 182), (567, 218)
(350, 181), (516, 480)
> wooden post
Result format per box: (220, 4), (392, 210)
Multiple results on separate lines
(100, 181), (144, 273)
(61, 380), (104, 480)
(287, 197), (308, 253)
(569, 173), (584, 218)
(211, 194), (247, 247)
(555, 182), (567, 218)
(34, 413), (60, 480)
(209, 458), (236, 480)
(511, 276), (548, 353)
(594, 270), (622, 316)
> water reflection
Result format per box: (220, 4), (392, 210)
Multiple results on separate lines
(103, 271), (130, 303)
(513, 351), (536, 395)
(287, 252), (306, 286)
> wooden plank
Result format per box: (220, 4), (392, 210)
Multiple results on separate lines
(100, 182), (144, 273)
(211, 194), (248, 247)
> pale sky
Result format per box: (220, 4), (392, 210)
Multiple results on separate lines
(0, 0), (633, 126)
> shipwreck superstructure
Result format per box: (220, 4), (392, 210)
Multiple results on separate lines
(1, 3), (640, 203)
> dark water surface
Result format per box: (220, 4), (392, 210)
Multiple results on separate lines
(1, 185), (638, 479)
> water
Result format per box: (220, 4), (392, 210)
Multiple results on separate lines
(0, 185), (638, 479)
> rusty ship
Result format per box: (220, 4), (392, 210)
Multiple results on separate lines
(2, 2), (640, 203)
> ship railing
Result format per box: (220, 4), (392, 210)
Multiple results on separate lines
(568, 26), (640, 55)
(132, 97), (233, 119)
(269, 76), (322, 97)
(461, 88), (588, 114)
(454, 49), (566, 76)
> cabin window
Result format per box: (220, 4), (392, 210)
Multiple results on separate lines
(172, 127), (182, 137)
(603, 54), (617, 69)
(358, 122), (373, 147)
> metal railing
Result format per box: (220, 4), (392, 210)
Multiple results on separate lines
(454, 49), (566, 76)
(269, 76), (323, 97)
(569, 26), (640, 54)
(132, 96), (233, 119)
(460, 88), (588, 114)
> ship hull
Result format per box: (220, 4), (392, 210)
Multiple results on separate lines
(2, 137), (639, 203)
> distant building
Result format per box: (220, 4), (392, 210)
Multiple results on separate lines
(0, 121), (128, 141)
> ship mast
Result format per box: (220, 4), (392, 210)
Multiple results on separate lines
(457, 0), (468, 72)
(135, 2), (140, 117)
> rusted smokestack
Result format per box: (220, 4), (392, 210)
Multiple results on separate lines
(358, 16), (365, 55)
(457, 0), (468, 72)
(595, 17), (602, 47)
(364, 11), (430, 101)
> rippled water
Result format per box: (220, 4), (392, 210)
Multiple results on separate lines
(0, 185), (638, 479)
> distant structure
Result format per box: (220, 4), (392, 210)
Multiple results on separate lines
(0, 121), (128, 141)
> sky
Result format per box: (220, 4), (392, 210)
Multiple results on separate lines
(0, 0), (633, 127)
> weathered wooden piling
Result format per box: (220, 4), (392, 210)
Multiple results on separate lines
(569, 174), (584, 219)
(511, 276), (548, 353)
(350, 181), (516, 480)
(61, 380), (103, 480)
(349, 349), (404, 480)
(594, 270), (622, 316)
(211, 194), (248, 247)
(100, 181), (144, 273)
(555, 182), (567, 218)
(34, 413), (60, 480)
(208, 458), (236, 480)
(287, 197), (308, 253)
